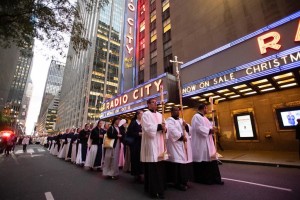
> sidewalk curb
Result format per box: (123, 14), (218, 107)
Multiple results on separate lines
(220, 159), (300, 169)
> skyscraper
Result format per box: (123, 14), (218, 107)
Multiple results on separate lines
(56, 0), (126, 130)
(3, 46), (34, 134)
(37, 60), (65, 134)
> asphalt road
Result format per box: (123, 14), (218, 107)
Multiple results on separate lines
(0, 145), (299, 200)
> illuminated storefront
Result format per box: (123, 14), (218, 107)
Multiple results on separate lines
(180, 13), (300, 151)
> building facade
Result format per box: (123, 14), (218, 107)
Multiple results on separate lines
(135, 0), (174, 84)
(100, 0), (300, 152)
(37, 60), (65, 134)
(0, 46), (20, 111)
(56, 0), (126, 130)
(1, 47), (34, 134)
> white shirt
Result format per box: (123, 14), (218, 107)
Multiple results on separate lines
(191, 113), (216, 162)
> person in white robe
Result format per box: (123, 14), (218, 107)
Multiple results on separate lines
(191, 103), (223, 185)
(141, 98), (167, 199)
(166, 107), (193, 191)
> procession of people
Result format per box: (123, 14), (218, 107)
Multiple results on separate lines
(43, 98), (224, 199)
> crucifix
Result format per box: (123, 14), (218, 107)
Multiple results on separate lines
(170, 56), (188, 161)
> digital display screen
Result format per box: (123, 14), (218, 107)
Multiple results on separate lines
(279, 110), (300, 127)
(275, 106), (300, 130)
(236, 115), (255, 137)
(233, 112), (258, 140)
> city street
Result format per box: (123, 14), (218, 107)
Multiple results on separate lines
(0, 145), (299, 200)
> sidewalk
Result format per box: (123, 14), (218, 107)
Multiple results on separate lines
(218, 150), (300, 168)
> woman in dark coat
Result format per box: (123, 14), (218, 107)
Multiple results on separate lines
(102, 116), (125, 179)
(127, 110), (143, 182)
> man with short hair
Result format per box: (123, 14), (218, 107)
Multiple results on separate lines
(191, 103), (224, 185)
(141, 98), (167, 199)
(165, 107), (192, 191)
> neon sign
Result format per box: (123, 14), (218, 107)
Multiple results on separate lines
(126, 0), (135, 55)
(105, 79), (162, 110)
(258, 20), (300, 54)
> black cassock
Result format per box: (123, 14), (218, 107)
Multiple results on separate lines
(78, 129), (90, 162)
(90, 127), (106, 167)
(66, 132), (74, 159)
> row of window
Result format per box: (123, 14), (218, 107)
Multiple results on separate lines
(138, 0), (172, 84)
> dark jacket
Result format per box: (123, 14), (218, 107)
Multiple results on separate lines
(91, 127), (106, 145)
(107, 125), (125, 148)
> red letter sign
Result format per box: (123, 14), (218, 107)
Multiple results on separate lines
(257, 32), (281, 54)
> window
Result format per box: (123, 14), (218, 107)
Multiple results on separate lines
(140, 38), (145, 49)
(150, 56), (157, 65)
(163, 30), (171, 43)
(150, 10), (156, 22)
(150, 63), (157, 79)
(150, 50), (157, 59)
(150, 40), (157, 52)
(150, 20), (156, 31)
(150, 1), (156, 12)
(162, 8), (170, 21)
(140, 20), (145, 32)
(150, 29), (157, 42)
(163, 40), (171, 50)
(140, 30), (145, 40)
(164, 54), (173, 74)
(138, 70), (144, 84)
(163, 18), (171, 33)
(140, 49), (145, 58)
(139, 57), (145, 66)
(162, 0), (170, 12)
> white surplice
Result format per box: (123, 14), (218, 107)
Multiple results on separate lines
(191, 113), (216, 162)
(166, 117), (192, 164)
(141, 110), (167, 162)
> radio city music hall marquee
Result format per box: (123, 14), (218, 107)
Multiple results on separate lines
(182, 19), (300, 95)
(101, 79), (163, 112)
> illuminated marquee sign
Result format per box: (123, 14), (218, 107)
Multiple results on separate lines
(104, 78), (162, 110)
(181, 15), (300, 97)
(258, 20), (300, 54)
(182, 50), (300, 95)
(100, 74), (178, 119)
